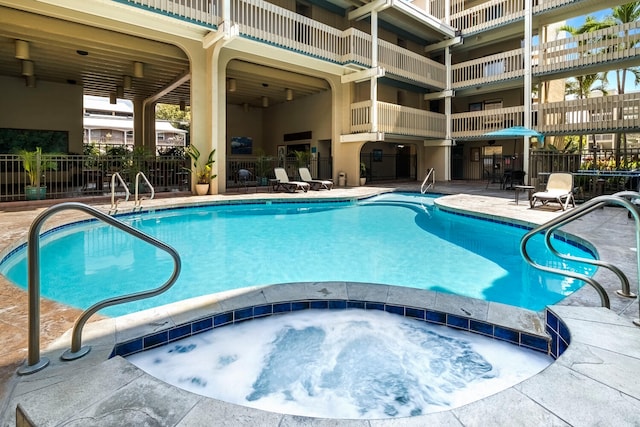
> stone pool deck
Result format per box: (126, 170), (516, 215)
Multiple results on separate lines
(1, 184), (639, 426)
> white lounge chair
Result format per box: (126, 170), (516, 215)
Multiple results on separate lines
(273, 168), (310, 192)
(530, 173), (575, 210)
(298, 167), (333, 190)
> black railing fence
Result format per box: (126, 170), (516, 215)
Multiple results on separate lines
(226, 153), (332, 189)
(0, 154), (189, 202)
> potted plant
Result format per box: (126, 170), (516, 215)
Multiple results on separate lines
(18, 147), (57, 200)
(254, 150), (273, 186)
(184, 145), (217, 195)
(360, 162), (367, 185)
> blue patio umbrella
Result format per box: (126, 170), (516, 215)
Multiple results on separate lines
(483, 126), (544, 144)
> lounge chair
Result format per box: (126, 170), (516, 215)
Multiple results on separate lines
(298, 167), (333, 190)
(530, 172), (575, 210)
(273, 168), (310, 192)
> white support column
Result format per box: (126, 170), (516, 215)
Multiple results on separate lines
(523, 0), (532, 176)
(443, 46), (452, 180)
(223, 0), (231, 34)
(370, 9), (378, 133)
(445, 0), (450, 25)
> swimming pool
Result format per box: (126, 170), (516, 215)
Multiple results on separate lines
(0, 192), (596, 316)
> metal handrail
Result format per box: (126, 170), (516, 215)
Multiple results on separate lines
(421, 168), (435, 194)
(17, 202), (181, 375)
(135, 171), (155, 208)
(110, 172), (131, 211)
(520, 192), (640, 325)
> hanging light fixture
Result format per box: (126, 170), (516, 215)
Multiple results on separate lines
(109, 92), (117, 104)
(262, 96), (269, 108)
(123, 75), (132, 89)
(25, 76), (36, 88)
(133, 61), (144, 78)
(15, 40), (30, 60)
(228, 78), (236, 92)
(285, 88), (293, 101)
(179, 100), (186, 111)
(116, 86), (124, 98)
(21, 60), (34, 77)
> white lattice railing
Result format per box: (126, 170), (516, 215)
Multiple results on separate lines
(450, 0), (601, 34)
(378, 39), (446, 88)
(535, 93), (640, 134)
(451, 106), (525, 138)
(122, 0), (445, 88)
(535, 21), (640, 75)
(350, 101), (446, 138)
(123, 0), (220, 25)
(450, 0), (524, 34)
(452, 48), (524, 89)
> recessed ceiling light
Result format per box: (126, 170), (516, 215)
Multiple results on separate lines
(76, 50), (89, 56)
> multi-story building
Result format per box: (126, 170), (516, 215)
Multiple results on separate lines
(0, 0), (638, 194)
(83, 95), (187, 152)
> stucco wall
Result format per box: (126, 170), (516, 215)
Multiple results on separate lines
(0, 75), (83, 153)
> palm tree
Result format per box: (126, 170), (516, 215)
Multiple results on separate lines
(560, 19), (611, 154)
(565, 73), (609, 152)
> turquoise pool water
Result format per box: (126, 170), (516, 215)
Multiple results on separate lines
(0, 193), (596, 316)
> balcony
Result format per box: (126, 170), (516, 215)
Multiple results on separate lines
(451, 92), (640, 140)
(534, 92), (640, 134)
(124, 0), (446, 89)
(452, 20), (640, 90)
(452, 106), (525, 139)
(452, 48), (524, 90)
(534, 21), (640, 79)
(349, 101), (446, 139)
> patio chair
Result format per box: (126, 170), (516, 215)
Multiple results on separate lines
(236, 168), (253, 192)
(530, 172), (575, 210)
(298, 167), (333, 190)
(273, 167), (310, 192)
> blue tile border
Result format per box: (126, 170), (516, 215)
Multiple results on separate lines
(545, 309), (571, 358)
(436, 206), (597, 258)
(110, 299), (553, 359)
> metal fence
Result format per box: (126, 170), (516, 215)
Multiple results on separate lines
(225, 154), (332, 189)
(0, 154), (190, 202)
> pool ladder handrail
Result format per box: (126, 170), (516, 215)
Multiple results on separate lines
(110, 172), (130, 211)
(520, 191), (640, 326)
(134, 171), (155, 208)
(17, 202), (181, 375)
(110, 172), (155, 212)
(421, 168), (435, 194)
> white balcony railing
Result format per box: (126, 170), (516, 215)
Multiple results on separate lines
(451, 106), (525, 139)
(535, 21), (640, 76)
(350, 101), (446, 139)
(452, 48), (524, 89)
(450, 0), (524, 35)
(451, 0), (602, 35)
(451, 93), (640, 139)
(535, 92), (640, 134)
(124, 0), (220, 25)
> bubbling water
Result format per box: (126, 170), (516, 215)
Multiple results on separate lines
(127, 309), (552, 419)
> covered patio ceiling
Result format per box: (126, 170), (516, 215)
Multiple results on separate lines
(0, 5), (332, 110)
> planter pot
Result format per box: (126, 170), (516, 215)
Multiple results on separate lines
(360, 177), (367, 186)
(194, 183), (209, 196)
(25, 185), (47, 200)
